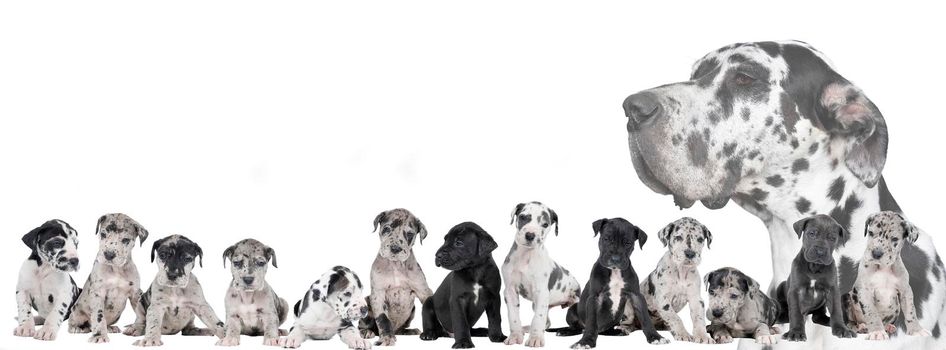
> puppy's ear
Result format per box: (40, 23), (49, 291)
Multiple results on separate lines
(373, 211), (387, 233)
(863, 213), (877, 237)
(95, 215), (107, 237)
(657, 223), (676, 247)
(591, 218), (608, 237)
(792, 217), (812, 239)
(549, 208), (559, 236)
(476, 229), (498, 257)
(836, 224), (851, 248)
(895, 213), (920, 243)
(222, 244), (236, 268)
(702, 270), (716, 291)
(326, 271), (350, 296)
(130, 217), (149, 247)
(510, 203), (526, 225)
(634, 226), (648, 249)
(265, 247), (278, 268)
(195, 243), (204, 268)
(151, 236), (169, 263)
(413, 217), (428, 245)
(22, 225), (43, 250)
(819, 82), (888, 187)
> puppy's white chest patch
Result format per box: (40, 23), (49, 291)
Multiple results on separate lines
(608, 270), (624, 315)
(472, 283), (482, 304)
(866, 268), (900, 309)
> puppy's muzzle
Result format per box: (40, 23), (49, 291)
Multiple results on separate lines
(242, 276), (255, 285)
(104, 251), (117, 261)
(58, 257), (80, 271)
(167, 269), (185, 280)
(390, 246), (403, 255)
(711, 308), (724, 319)
(684, 249), (696, 260)
(524, 232), (536, 242)
(871, 248), (884, 260)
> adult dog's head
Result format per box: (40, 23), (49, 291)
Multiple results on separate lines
(434, 222), (497, 270)
(373, 208), (427, 262)
(624, 41), (888, 210)
(151, 234), (203, 288)
(509, 201), (559, 248)
(793, 214), (847, 265)
(23, 219), (80, 272)
(223, 238), (277, 292)
(94, 213), (148, 267)
(591, 218), (647, 270)
(657, 217), (711, 267)
(862, 211), (918, 268)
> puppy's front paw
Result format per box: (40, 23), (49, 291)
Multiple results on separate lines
(216, 337), (240, 346)
(89, 333), (110, 343)
(361, 329), (376, 339)
(348, 337), (372, 350)
(524, 333), (544, 347)
(419, 331), (439, 341)
(14, 322), (35, 337)
(832, 325), (856, 338)
(647, 335), (670, 345)
(691, 332), (714, 344)
(755, 334), (777, 345)
(280, 336), (303, 348)
(713, 333), (733, 344)
(782, 329), (806, 342)
(885, 324), (898, 334)
(68, 325), (89, 334)
(452, 338), (475, 348)
(123, 324), (145, 336)
(374, 335), (395, 346)
(908, 327), (931, 337)
(866, 330), (889, 340)
(133, 337), (164, 347)
(569, 339), (594, 349)
(504, 332), (524, 345)
(263, 337), (280, 346)
(108, 325), (122, 333)
(489, 332), (507, 343)
(33, 325), (58, 341)
(672, 333), (692, 342)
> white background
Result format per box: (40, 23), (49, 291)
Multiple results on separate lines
(1, 1), (944, 350)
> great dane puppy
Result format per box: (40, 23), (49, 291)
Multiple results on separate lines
(69, 213), (149, 343)
(704, 267), (780, 345)
(217, 238), (289, 347)
(14, 219), (82, 341)
(844, 211), (929, 340)
(420, 221), (507, 348)
(775, 215), (856, 341)
(552, 218), (668, 348)
(502, 201), (581, 347)
(638, 217), (713, 343)
(623, 40), (946, 349)
(281, 266), (371, 350)
(134, 234), (225, 347)
(360, 208), (432, 346)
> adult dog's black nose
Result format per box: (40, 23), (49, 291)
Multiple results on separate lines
(684, 250), (696, 259)
(104, 251), (116, 261)
(872, 249), (884, 260)
(242, 276), (255, 285)
(712, 309), (724, 318)
(390, 246), (403, 254)
(624, 92), (662, 123)
(524, 232), (536, 242)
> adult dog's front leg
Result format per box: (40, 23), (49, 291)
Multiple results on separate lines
(630, 292), (668, 345)
(503, 284), (523, 345)
(133, 306), (165, 347)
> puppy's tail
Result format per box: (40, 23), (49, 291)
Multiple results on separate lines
(775, 281), (789, 324)
(470, 328), (490, 337)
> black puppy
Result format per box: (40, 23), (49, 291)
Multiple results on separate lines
(552, 218), (668, 348)
(420, 222), (506, 348)
(776, 214), (857, 341)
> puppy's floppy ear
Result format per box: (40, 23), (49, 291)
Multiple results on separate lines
(194, 243), (204, 268)
(635, 226), (648, 249)
(413, 217), (428, 245)
(373, 211), (387, 233)
(150, 236), (170, 263)
(895, 213), (920, 243)
(222, 244), (236, 268)
(510, 203), (526, 225)
(657, 223), (676, 247)
(836, 223), (851, 248)
(548, 208), (559, 236)
(591, 218), (608, 237)
(863, 212), (877, 237)
(819, 82), (888, 187)
(475, 228), (498, 257)
(22, 225), (44, 250)
(129, 217), (149, 247)
(702, 270), (716, 291)
(265, 246), (278, 268)
(95, 215), (107, 237)
(792, 217), (812, 239)
(701, 225), (713, 249)
(326, 271), (350, 296)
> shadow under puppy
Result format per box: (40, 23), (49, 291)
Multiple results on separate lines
(216, 238), (289, 346)
(844, 211), (930, 340)
(360, 208), (433, 346)
(551, 218), (668, 348)
(775, 214), (857, 342)
(420, 221), (506, 348)
(134, 234), (225, 347)
(70, 213), (149, 343)
(281, 266), (370, 350)
(14, 219), (82, 341)
(704, 267), (780, 345)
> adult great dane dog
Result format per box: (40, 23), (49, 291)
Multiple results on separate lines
(622, 41), (945, 349)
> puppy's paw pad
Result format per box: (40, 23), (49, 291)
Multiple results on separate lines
(504, 332), (524, 345)
(866, 330), (889, 340)
(909, 328), (931, 337)
(755, 335), (777, 345)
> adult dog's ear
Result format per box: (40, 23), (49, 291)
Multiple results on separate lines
(819, 82), (888, 187)
(373, 211), (388, 233)
(222, 244), (236, 268)
(895, 213), (920, 243)
(702, 225), (713, 249)
(634, 226), (648, 249)
(657, 223), (676, 247)
(265, 246), (278, 268)
(150, 236), (170, 263)
(792, 217), (813, 239)
(510, 203), (526, 225)
(130, 217), (149, 247)
(413, 217), (428, 245)
(22, 225), (44, 250)
(592, 218), (608, 237)
(476, 229), (498, 257)
(549, 208), (559, 236)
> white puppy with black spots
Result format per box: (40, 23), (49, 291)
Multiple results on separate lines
(637, 217), (713, 343)
(281, 266), (371, 350)
(502, 201), (581, 347)
(14, 219), (82, 341)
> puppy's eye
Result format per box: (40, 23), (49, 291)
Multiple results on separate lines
(624, 241), (633, 247)
(159, 252), (170, 260)
(382, 226), (391, 234)
(100, 232), (107, 239)
(730, 294), (739, 300)
(519, 214), (528, 221)
(184, 256), (194, 263)
(405, 232), (415, 241)
(808, 230), (817, 237)
(891, 237), (899, 242)
(256, 261), (266, 267)
(542, 222), (549, 228)
(122, 238), (132, 245)
(454, 240), (464, 247)
(697, 238), (704, 243)
(233, 261), (244, 268)
(674, 236), (683, 242)
(733, 72), (755, 86)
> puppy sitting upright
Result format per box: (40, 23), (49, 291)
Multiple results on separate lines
(776, 214), (856, 342)
(281, 266), (371, 350)
(70, 213), (149, 343)
(502, 202), (580, 347)
(845, 211), (930, 340)
(14, 219), (82, 341)
(704, 267), (780, 345)
(420, 222), (507, 348)
(553, 218), (667, 348)
(360, 208), (433, 346)
(637, 217), (712, 343)
(216, 238), (289, 347)
(134, 234), (225, 347)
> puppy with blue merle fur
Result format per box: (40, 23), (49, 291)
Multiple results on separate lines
(13, 219), (82, 341)
(134, 234), (226, 347)
(420, 222), (507, 348)
(69, 213), (150, 343)
(703, 267), (780, 345)
(281, 266), (371, 350)
(551, 218), (668, 348)
(216, 238), (289, 346)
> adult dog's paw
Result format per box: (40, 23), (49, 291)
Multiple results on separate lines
(782, 329), (806, 342)
(832, 325), (857, 338)
(755, 334), (777, 345)
(866, 330), (889, 340)
(504, 332), (524, 345)
(133, 337), (164, 347)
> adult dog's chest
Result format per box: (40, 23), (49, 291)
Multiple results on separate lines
(861, 267), (902, 317)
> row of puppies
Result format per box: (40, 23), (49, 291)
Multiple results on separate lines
(12, 207), (927, 349)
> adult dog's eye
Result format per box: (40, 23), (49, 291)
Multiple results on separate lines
(122, 238), (132, 244)
(733, 72), (755, 86)
(233, 261), (244, 268)
(730, 294), (739, 300)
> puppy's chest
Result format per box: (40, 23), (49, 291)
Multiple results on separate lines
(862, 268), (902, 312)
(504, 251), (550, 298)
(298, 302), (341, 336)
(606, 270), (625, 315)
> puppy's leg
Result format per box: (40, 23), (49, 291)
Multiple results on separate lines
(368, 293), (395, 346)
(899, 280), (930, 336)
(827, 287), (856, 338)
(570, 294), (599, 349)
(33, 288), (72, 341)
(752, 323), (777, 345)
(261, 303), (282, 346)
(486, 292), (507, 343)
(133, 305), (165, 347)
(653, 292), (690, 342)
(339, 323), (372, 350)
(782, 286), (806, 342)
(215, 313), (242, 346)
(123, 288), (147, 336)
(87, 291), (111, 343)
(630, 292), (669, 345)
(13, 288), (35, 337)
(419, 297), (444, 341)
(686, 291), (713, 344)
(503, 283), (524, 345)
(279, 325), (307, 349)
(395, 304), (419, 335)
(858, 285), (887, 340)
(707, 324), (732, 344)
(525, 289), (549, 347)
(193, 299), (226, 338)
(450, 296), (474, 348)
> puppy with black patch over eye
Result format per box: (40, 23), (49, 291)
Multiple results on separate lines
(502, 201), (581, 347)
(844, 211), (929, 340)
(134, 234), (225, 347)
(420, 222), (507, 348)
(281, 266), (370, 350)
(69, 213), (150, 343)
(550, 218), (668, 348)
(775, 214), (856, 342)
(216, 238), (289, 347)
(359, 209), (433, 346)
(14, 219), (82, 341)
(637, 217), (713, 344)
(703, 267), (780, 345)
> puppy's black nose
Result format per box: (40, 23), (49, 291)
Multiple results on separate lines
(684, 250), (696, 259)
(104, 251), (116, 261)
(623, 92), (662, 124)
(360, 306), (369, 315)
(242, 277), (255, 285)
(168, 270), (183, 280)
(610, 256), (622, 264)
(524, 232), (536, 242)
(712, 309), (724, 318)
(68, 258), (79, 267)
(390, 246), (403, 254)
(872, 249), (884, 260)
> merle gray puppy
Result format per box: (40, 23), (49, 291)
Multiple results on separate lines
(13, 219), (82, 341)
(419, 222), (506, 349)
(134, 234), (225, 347)
(704, 267), (780, 345)
(360, 208), (432, 346)
(775, 214), (857, 342)
(216, 238), (289, 347)
(69, 213), (149, 343)
(551, 218), (668, 348)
